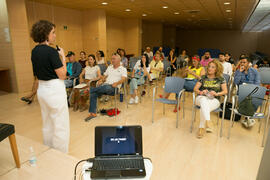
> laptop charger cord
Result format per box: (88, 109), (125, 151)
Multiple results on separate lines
(74, 158), (94, 180)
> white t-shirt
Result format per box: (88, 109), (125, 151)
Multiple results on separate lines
(222, 61), (232, 76)
(134, 60), (150, 73)
(104, 65), (127, 88)
(84, 65), (100, 80)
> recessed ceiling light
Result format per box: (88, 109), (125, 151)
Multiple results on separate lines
(101, 2), (108, 5)
(226, 9), (231, 12)
(174, 12), (180, 15)
(142, 14), (147, 16)
(162, 6), (168, 9)
(125, 9), (131, 12)
(224, 2), (231, 5)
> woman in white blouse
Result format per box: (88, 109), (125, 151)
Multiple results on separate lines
(72, 54), (101, 111)
(129, 54), (151, 104)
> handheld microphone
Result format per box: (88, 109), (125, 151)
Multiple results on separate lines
(56, 45), (60, 51)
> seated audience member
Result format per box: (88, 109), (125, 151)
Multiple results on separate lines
(219, 52), (232, 76)
(129, 54), (150, 104)
(225, 52), (236, 72)
(177, 49), (189, 66)
(84, 53), (127, 121)
(116, 48), (121, 54)
(200, 51), (213, 67)
(96, 50), (106, 65)
(184, 55), (205, 91)
(78, 51), (87, 68)
(119, 49), (128, 68)
(149, 51), (164, 81)
(225, 52), (235, 64)
(158, 46), (165, 60)
(64, 51), (82, 88)
(168, 49), (177, 76)
(234, 57), (261, 86)
(144, 47), (153, 58)
(254, 56), (270, 69)
(193, 59), (228, 138)
(72, 54), (102, 111)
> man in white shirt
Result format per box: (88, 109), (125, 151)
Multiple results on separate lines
(85, 53), (127, 121)
(143, 47), (153, 58)
(219, 52), (232, 76)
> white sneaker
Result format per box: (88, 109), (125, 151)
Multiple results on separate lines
(134, 96), (139, 104)
(248, 119), (256, 127)
(129, 98), (135, 104)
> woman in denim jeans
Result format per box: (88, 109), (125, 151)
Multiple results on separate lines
(184, 55), (205, 92)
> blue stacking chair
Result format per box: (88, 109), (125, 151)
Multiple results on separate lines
(152, 77), (185, 128)
(227, 84), (268, 146)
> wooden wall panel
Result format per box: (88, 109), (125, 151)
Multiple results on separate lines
(25, 0), (83, 59)
(0, 0), (17, 92)
(142, 21), (163, 50)
(176, 30), (258, 59)
(6, 0), (33, 93)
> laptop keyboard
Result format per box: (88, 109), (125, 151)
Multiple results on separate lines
(93, 158), (144, 170)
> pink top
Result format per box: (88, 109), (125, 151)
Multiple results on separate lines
(200, 58), (213, 67)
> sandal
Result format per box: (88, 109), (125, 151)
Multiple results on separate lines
(197, 128), (205, 139)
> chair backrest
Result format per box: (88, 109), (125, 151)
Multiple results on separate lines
(98, 64), (107, 75)
(259, 70), (270, 84)
(129, 59), (138, 70)
(164, 77), (185, 94)
(238, 84), (267, 109)
(163, 60), (170, 71)
(259, 67), (270, 72)
(223, 74), (230, 84)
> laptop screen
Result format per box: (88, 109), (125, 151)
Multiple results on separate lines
(95, 126), (142, 156)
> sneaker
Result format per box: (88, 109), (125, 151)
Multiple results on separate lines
(141, 90), (146, 97)
(241, 118), (248, 128)
(248, 119), (256, 127)
(134, 96), (139, 104)
(129, 98), (135, 104)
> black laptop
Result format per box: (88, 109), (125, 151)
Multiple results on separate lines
(91, 126), (146, 179)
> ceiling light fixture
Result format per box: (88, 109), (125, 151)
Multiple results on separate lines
(142, 14), (147, 16)
(226, 9), (231, 12)
(125, 9), (131, 12)
(101, 2), (108, 5)
(174, 12), (180, 15)
(162, 6), (168, 9)
(224, 2), (231, 5)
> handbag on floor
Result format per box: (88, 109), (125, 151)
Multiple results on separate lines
(238, 87), (260, 116)
(219, 102), (241, 121)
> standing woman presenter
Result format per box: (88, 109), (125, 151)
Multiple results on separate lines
(30, 20), (69, 153)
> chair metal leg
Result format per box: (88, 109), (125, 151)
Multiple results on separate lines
(163, 104), (165, 115)
(114, 90), (117, 120)
(8, 133), (20, 168)
(176, 103), (179, 128)
(190, 107), (195, 133)
(152, 88), (156, 124)
(182, 96), (185, 121)
(228, 109), (235, 139)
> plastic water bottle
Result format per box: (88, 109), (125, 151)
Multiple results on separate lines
(29, 146), (37, 166)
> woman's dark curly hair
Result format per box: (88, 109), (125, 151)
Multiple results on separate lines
(31, 20), (55, 43)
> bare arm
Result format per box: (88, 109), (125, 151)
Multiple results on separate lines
(55, 47), (66, 80)
(79, 68), (86, 83)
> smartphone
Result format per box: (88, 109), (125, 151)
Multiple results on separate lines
(56, 45), (60, 51)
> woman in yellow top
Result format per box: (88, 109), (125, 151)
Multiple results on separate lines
(184, 55), (205, 91)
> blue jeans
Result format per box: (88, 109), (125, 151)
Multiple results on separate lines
(184, 79), (197, 92)
(89, 84), (116, 113)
